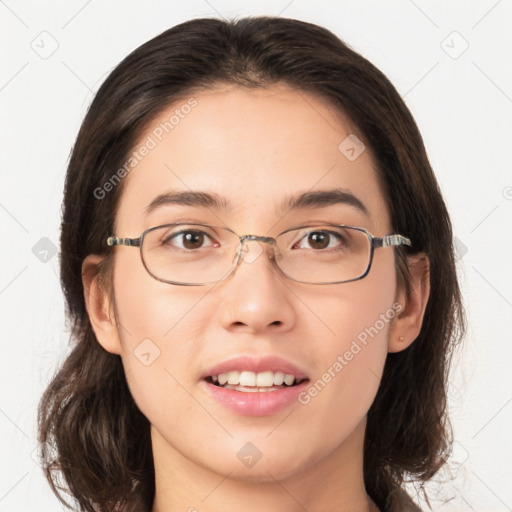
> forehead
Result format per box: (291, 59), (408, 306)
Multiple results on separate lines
(116, 84), (390, 234)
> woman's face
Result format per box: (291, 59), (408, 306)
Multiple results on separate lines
(107, 84), (402, 481)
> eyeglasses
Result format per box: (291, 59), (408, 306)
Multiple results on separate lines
(106, 223), (411, 286)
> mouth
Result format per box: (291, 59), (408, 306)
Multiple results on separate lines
(201, 356), (310, 416)
(204, 370), (309, 392)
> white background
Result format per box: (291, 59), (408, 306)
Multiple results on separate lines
(1, 1), (511, 511)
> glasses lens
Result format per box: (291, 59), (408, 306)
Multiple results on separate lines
(276, 225), (371, 283)
(142, 224), (239, 284)
(141, 224), (371, 285)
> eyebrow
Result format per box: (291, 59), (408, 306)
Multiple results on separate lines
(284, 188), (368, 216)
(145, 191), (229, 215)
(144, 188), (368, 217)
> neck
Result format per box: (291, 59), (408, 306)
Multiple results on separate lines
(151, 418), (378, 512)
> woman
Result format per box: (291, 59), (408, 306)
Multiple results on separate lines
(38, 16), (464, 512)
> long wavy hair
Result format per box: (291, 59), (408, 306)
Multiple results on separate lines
(38, 16), (465, 511)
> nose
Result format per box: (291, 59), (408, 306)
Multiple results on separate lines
(217, 239), (296, 334)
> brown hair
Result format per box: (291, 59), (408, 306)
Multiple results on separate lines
(38, 16), (464, 511)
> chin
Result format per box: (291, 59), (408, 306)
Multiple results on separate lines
(201, 443), (315, 483)
(221, 461), (306, 483)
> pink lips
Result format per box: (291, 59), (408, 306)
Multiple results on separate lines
(203, 379), (309, 416)
(200, 355), (310, 417)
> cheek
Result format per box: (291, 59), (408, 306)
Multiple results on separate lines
(111, 253), (213, 416)
(294, 262), (397, 442)
(112, 250), (213, 344)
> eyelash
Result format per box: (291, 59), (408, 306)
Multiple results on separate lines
(161, 228), (349, 252)
(292, 230), (347, 251)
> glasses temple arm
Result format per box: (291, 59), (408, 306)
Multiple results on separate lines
(373, 234), (412, 249)
(106, 236), (141, 247)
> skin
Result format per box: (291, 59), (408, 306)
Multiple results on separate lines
(83, 84), (429, 512)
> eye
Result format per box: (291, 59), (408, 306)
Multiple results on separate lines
(294, 230), (346, 251)
(163, 229), (218, 250)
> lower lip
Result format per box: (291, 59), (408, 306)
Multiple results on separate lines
(202, 379), (310, 416)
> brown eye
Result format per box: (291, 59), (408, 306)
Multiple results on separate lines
(308, 232), (330, 249)
(181, 231), (205, 249)
(163, 230), (214, 250)
(294, 230), (344, 251)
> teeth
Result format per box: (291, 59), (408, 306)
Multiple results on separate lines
(223, 385), (281, 393)
(284, 373), (295, 386)
(256, 371), (274, 387)
(212, 370), (298, 388)
(273, 371), (285, 386)
(227, 371), (240, 385)
(239, 371), (256, 387)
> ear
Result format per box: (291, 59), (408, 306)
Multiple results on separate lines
(82, 254), (122, 355)
(388, 253), (430, 353)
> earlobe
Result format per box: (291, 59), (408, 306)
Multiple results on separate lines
(388, 253), (430, 353)
(82, 254), (122, 355)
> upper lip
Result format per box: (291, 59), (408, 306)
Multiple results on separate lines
(202, 355), (309, 381)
